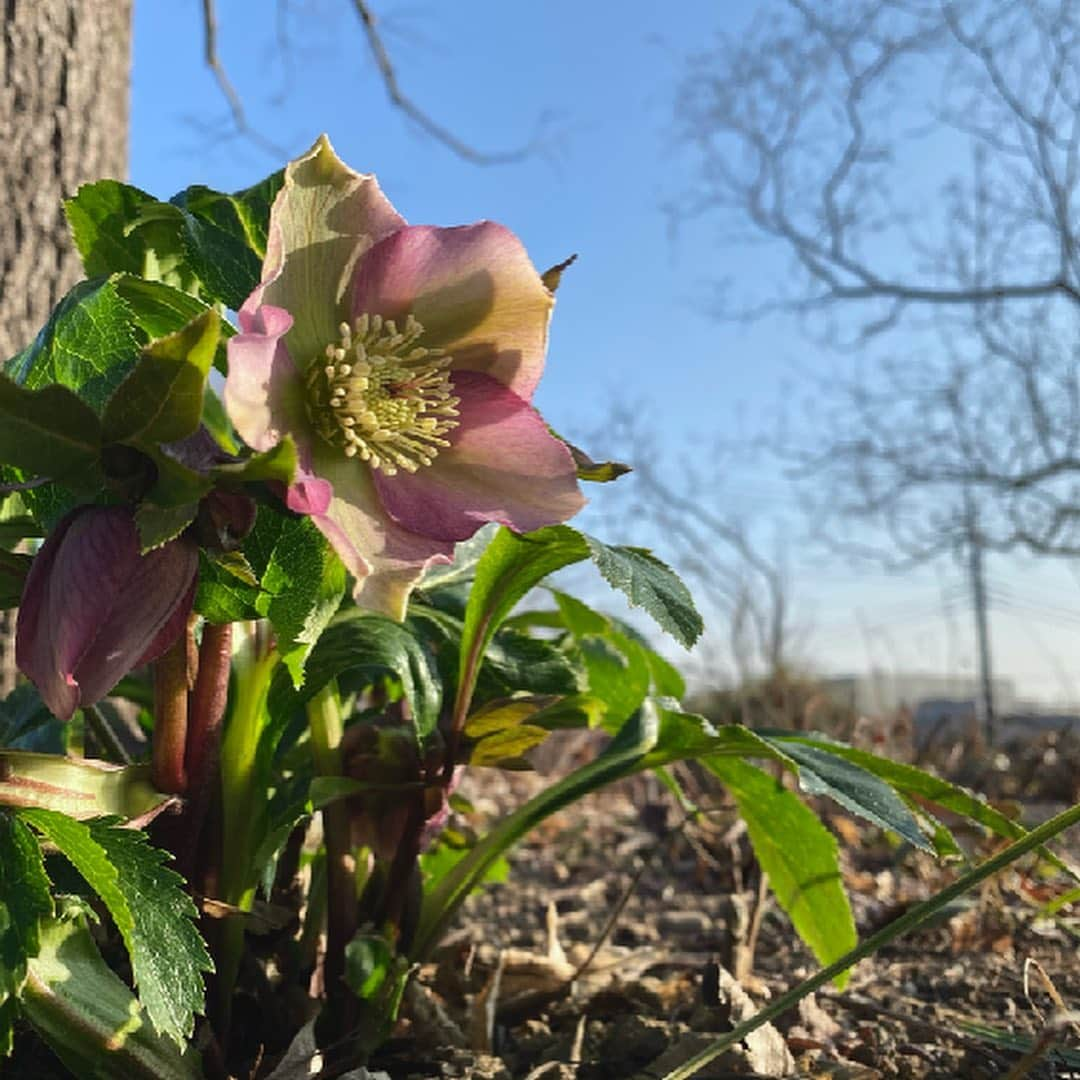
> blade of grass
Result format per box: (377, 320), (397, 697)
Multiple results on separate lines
(660, 800), (1080, 1080)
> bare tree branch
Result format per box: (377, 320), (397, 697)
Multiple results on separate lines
(199, 0), (290, 158)
(678, 0), (1080, 568)
(350, 0), (539, 165)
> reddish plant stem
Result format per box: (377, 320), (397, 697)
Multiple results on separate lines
(152, 633), (190, 794)
(176, 622), (233, 882)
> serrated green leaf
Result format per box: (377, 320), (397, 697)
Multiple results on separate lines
(762, 737), (932, 852)
(247, 509), (346, 688)
(103, 310), (219, 445)
(22, 911), (200, 1079)
(195, 549), (262, 622)
(418, 523), (500, 591)
(87, 819), (211, 1044)
(480, 629), (585, 698)
(269, 609), (442, 742)
(706, 756), (856, 981)
(5, 277), (139, 411)
(583, 535), (702, 648)
(0, 813), (52, 1053)
(769, 732), (1063, 864)
(18, 810), (211, 1045)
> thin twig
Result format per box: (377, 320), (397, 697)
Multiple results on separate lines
(200, 0), (290, 158)
(350, 0), (536, 165)
(572, 856), (650, 983)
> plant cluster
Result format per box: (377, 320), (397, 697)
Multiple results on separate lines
(0, 136), (1072, 1079)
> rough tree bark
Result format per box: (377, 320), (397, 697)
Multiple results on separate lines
(0, 0), (132, 692)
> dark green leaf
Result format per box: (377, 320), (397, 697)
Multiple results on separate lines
(769, 732), (1050, 855)
(480, 629), (585, 698)
(269, 609), (442, 742)
(19, 810), (211, 1045)
(0, 375), (103, 490)
(248, 509), (346, 688)
(344, 933), (395, 1001)
(166, 186), (266, 310)
(554, 592), (651, 725)
(759, 737), (932, 852)
(0, 685), (66, 753)
(0, 814), (52, 1053)
(0, 549), (31, 609)
(458, 526), (591, 704)
(583, 535), (703, 648)
(706, 756), (856, 980)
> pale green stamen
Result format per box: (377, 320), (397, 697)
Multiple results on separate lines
(305, 313), (460, 476)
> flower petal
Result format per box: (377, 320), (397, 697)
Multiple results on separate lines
(15, 508), (197, 719)
(350, 223), (554, 400)
(15, 510), (85, 720)
(307, 442), (454, 619)
(225, 304), (305, 452)
(77, 538), (198, 704)
(373, 371), (585, 543)
(257, 135), (406, 369)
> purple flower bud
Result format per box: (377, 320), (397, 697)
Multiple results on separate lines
(16, 506), (198, 721)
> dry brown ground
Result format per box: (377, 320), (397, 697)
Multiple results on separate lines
(372, 734), (1080, 1080)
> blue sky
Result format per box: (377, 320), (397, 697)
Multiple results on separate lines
(129, 1), (1080, 703)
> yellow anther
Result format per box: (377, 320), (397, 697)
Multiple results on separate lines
(305, 312), (459, 472)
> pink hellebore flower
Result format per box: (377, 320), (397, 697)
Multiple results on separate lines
(16, 506), (198, 721)
(225, 135), (585, 619)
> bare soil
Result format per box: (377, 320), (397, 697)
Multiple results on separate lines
(371, 735), (1080, 1079)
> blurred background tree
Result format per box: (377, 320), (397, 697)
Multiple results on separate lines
(669, 0), (1080, 735)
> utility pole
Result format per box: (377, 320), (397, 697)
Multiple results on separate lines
(964, 493), (995, 744)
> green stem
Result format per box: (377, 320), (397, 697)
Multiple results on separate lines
(214, 622), (277, 1030)
(660, 801), (1080, 1080)
(307, 680), (355, 1001)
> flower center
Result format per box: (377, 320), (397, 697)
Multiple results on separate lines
(305, 313), (460, 476)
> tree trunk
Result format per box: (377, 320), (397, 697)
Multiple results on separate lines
(0, 0), (132, 693)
